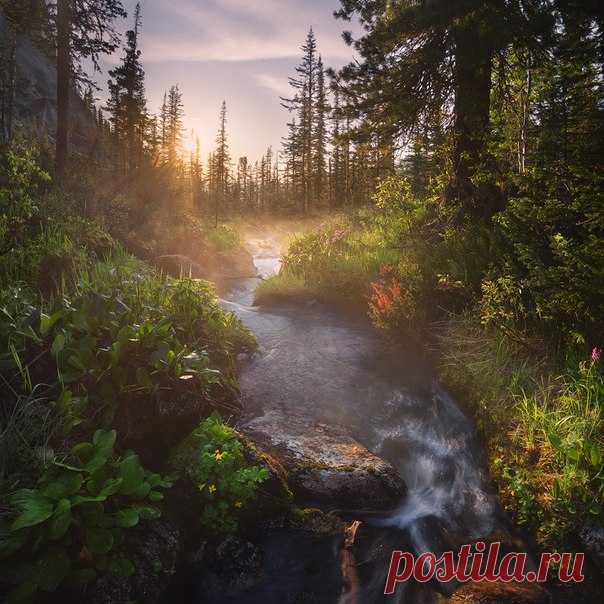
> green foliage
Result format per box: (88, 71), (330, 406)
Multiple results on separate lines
(0, 429), (172, 602)
(482, 167), (604, 345)
(172, 415), (268, 534)
(438, 315), (603, 549)
(205, 224), (240, 253)
(0, 226), (89, 292)
(1, 251), (254, 433)
(0, 147), (50, 252)
(254, 271), (313, 306)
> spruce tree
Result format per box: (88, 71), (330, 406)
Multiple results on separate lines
(313, 56), (328, 207)
(105, 2), (147, 173)
(282, 28), (319, 213)
(52, 0), (127, 178)
(213, 101), (231, 226)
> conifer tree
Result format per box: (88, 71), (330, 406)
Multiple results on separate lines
(53, 0), (127, 178)
(282, 28), (319, 213)
(212, 101), (231, 226)
(165, 85), (184, 167)
(105, 2), (147, 172)
(313, 56), (328, 207)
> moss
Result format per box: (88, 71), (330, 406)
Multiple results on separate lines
(288, 507), (345, 537)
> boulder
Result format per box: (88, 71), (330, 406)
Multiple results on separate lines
(579, 523), (604, 574)
(240, 409), (406, 511)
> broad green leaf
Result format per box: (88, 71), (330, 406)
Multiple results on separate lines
(589, 444), (602, 467)
(85, 452), (108, 473)
(42, 473), (83, 500)
(92, 429), (116, 457)
(118, 455), (145, 495)
(129, 481), (151, 500)
(148, 491), (164, 502)
(51, 333), (65, 357)
(71, 442), (94, 463)
(48, 499), (72, 541)
(97, 478), (123, 498)
(85, 528), (114, 555)
(40, 311), (62, 336)
(10, 490), (54, 531)
(114, 508), (140, 528)
(547, 432), (563, 450)
(71, 494), (108, 506)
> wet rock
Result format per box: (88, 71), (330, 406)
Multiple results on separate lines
(114, 393), (210, 467)
(174, 526), (346, 604)
(218, 247), (257, 280)
(579, 523), (604, 574)
(193, 537), (264, 599)
(448, 581), (550, 604)
(240, 409), (406, 510)
(239, 434), (293, 519)
(87, 519), (181, 604)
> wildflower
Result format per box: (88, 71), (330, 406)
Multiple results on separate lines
(214, 449), (225, 462)
(592, 347), (602, 364)
(234, 501), (243, 508)
(208, 484), (217, 494)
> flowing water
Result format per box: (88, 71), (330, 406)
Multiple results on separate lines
(215, 233), (509, 603)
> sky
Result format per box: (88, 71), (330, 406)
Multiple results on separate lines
(97, 0), (357, 161)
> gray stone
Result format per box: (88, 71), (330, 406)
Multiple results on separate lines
(240, 409), (406, 510)
(579, 523), (604, 573)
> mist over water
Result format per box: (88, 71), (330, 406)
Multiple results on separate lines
(219, 231), (505, 603)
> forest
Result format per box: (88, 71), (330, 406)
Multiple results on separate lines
(0, 1), (603, 603)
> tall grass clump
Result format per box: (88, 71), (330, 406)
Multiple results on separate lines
(437, 315), (603, 548)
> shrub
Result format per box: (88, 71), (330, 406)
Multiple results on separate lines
(172, 415), (268, 534)
(206, 224), (240, 253)
(0, 147), (50, 253)
(486, 166), (604, 345)
(1, 252), (255, 444)
(0, 429), (172, 602)
(368, 266), (419, 332)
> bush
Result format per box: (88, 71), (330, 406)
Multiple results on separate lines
(437, 315), (603, 549)
(0, 429), (172, 603)
(0, 147), (50, 253)
(484, 166), (604, 345)
(171, 415), (268, 534)
(1, 252), (254, 434)
(205, 224), (240, 253)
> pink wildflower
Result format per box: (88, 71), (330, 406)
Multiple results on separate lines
(591, 347), (601, 364)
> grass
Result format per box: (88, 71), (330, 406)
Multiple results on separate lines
(254, 215), (400, 309)
(435, 314), (603, 548)
(254, 271), (316, 306)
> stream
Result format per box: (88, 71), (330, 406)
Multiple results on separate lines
(212, 232), (509, 603)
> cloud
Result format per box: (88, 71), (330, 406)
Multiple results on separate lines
(255, 73), (296, 98)
(129, 0), (352, 63)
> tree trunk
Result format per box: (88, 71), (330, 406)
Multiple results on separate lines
(446, 12), (494, 214)
(56, 0), (72, 179)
